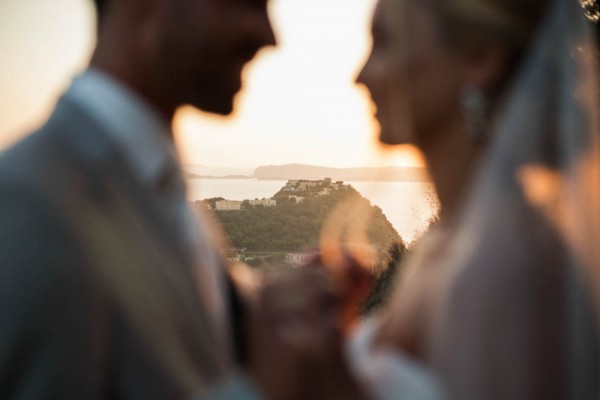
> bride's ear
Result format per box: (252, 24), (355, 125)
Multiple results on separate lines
(461, 44), (511, 93)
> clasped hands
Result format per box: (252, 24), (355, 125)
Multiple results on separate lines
(246, 252), (373, 400)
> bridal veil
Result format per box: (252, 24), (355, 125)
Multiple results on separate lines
(429, 0), (600, 398)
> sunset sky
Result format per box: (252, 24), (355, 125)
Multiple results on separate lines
(0, 0), (425, 169)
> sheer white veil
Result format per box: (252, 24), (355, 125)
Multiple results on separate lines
(427, 0), (600, 398)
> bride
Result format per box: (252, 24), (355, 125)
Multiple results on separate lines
(349, 0), (600, 398)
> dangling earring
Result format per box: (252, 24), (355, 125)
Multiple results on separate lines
(461, 84), (489, 141)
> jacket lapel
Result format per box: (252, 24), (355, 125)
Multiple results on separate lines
(50, 96), (192, 267)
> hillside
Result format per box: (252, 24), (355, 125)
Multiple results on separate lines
(194, 181), (404, 270)
(194, 180), (409, 313)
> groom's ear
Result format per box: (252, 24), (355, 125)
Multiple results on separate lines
(461, 44), (511, 94)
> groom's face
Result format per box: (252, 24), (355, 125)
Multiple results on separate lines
(154, 0), (276, 115)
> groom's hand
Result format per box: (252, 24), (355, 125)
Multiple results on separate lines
(247, 263), (370, 400)
(247, 267), (340, 400)
(308, 249), (374, 333)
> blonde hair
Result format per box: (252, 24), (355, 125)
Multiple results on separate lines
(428, 0), (551, 100)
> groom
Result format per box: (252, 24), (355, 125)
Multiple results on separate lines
(0, 0), (346, 399)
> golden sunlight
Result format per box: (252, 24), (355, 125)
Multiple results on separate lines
(0, 0), (95, 147)
(173, 0), (425, 169)
(1, 0), (425, 169)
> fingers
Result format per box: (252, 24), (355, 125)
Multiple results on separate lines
(248, 265), (371, 400)
(303, 250), (375, 333)
(259, 268), (342, 356)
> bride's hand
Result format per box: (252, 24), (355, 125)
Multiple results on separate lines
(247, 267), (338, 400)
(247, 264), (370, 400)
(303, 245), (375, 331)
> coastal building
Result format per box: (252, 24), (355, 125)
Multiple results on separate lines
(285, 252), (318, 266)
(297, 180), (320, 191)
(249, 199), (277, 207)
(215, 200), (243, 211)
(281, 178), (343, 195)
(286, 180), (300, 188)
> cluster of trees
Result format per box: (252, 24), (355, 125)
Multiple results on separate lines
(199, 186), (401, 254)
(195, 185), (409, 312)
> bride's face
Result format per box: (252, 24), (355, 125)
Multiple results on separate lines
(358, 0), (463, 145)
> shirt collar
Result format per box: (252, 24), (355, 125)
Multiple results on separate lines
(64, 68), (180, 189)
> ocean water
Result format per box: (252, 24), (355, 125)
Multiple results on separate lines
(186, 178), (438, 244)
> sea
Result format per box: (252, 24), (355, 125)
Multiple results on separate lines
(186, 178), (438, 244)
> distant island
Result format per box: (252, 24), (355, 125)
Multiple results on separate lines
(184, 163), (429, 182)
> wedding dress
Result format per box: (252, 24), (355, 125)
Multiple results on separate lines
(347, 0), (600, 398)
